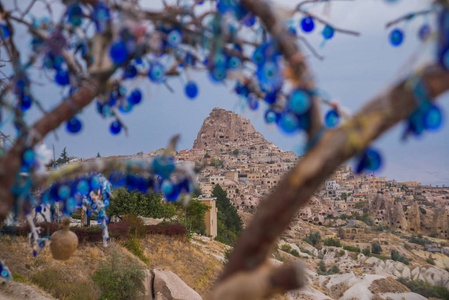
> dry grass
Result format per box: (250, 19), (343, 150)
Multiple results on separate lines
(141, 234), (223, 297)
(0, 234), (225, 299)
(0, 236), (110, 299)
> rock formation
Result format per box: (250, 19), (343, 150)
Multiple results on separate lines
(193, 108), (277, 151)
(153, 269), (202, 300)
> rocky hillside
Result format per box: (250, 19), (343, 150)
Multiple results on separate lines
(193, 108), (278, 151)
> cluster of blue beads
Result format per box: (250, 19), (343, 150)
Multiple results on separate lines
(38, 174), (111, 218)
(389, 24), (431, 47)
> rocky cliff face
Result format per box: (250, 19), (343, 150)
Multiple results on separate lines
(193, 108), (274, 150)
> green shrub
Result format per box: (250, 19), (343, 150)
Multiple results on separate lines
(397, 278), (449, 299)
(328, 265), (340, 274)
(426, 258), (435, 265)
(371, 240), (382, 254)
(92, 251), (146, 300)
(323, 238), (341, 247)
(391, 250), (409, 265)
(343, 245), (360, 253)
(373, 225), (390, 232)
(223, 248), (232, 266)
(408, 234), (431, 246)
(355, 213), (374, 226)
(404, 242), (411, 250)
(281, 244), (292, 252)
(317, 260), (327, 275)
(303, 232), (322, 247)
(12, 273), (28, 283)
(280, 244), (300, 257)
(123, 236), (150, 264)
(71, 213), (96, 220)
(362, 248), (370, 256)
(298, 246), (314, 256)
(31, 267), (100, 300)
(290, 249), (300, 257)
(339, 250), (345, 256)
(317, 260), (339, 275)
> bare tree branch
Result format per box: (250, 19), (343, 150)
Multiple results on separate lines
(0, 78), (102, 221)
(240, 0), (322, 143)
(385, 8), (436, 28)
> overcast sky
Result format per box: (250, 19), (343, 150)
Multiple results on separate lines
(3, 0), (449, 186)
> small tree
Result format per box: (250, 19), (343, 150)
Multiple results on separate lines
(371, 240), (382, 254)
(92, 251), (146, 300)
(232, 149), (239, 156)
(97, 152), (101, 158)
(185, 199), (210, 235)
(204, 153), (211, 159)
(317, 260), (326, 275)
(362, 248), (371, 256)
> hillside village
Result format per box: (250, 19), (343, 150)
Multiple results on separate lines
(172, 108), (449, 241)
(22, 107), (449, 300)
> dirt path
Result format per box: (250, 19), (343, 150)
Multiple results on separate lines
(0, 281), (54, 300)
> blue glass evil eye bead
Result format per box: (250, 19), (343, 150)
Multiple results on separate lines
(418, 24), (431, 41)
(227, 56), (241, 70)
(248, 97), (259, 110)
(68, 4), (83, 27)
(185, 81), (198, 99)
(1, 269), (8, 278)
(109, 40), (128, 65)
(128, 89), (142, 105)
(423, 105), (443, 130)
(110, 120), (122, 135)
(162, 180), (181, 202)
(209, 66), (227, 82)
(77, 180), (90, 195)
(325, 109), (340, 128)
(66, 117), (82, 134)
(0, 24), (10, 39)
(264, 110), (278, 124)
(20, 95), (32, 111)
(148, 62), (165, 83)
(301, 17), (314, 33)
(261, 62), (278, 81)
(167, 29), (182, 47)
(322, 26), (335, 40)
(356, 148), (382, 173)
(279, 112), (299, 134)
(58, 185), (71, 199)
(389, 28), (404, 46)
(23, 149), (35, 167)
(93, 2), (111, 33)
(161, 180), (172, 195)
(55, 69), (70, 86)
(119, 101), (132, 113)
(289, 89), (311, 115)
(252, 45), (266, 66)
(264, 92), (277, 104)
(91, 175), (101, 190)
(123, 64), (137, 79)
